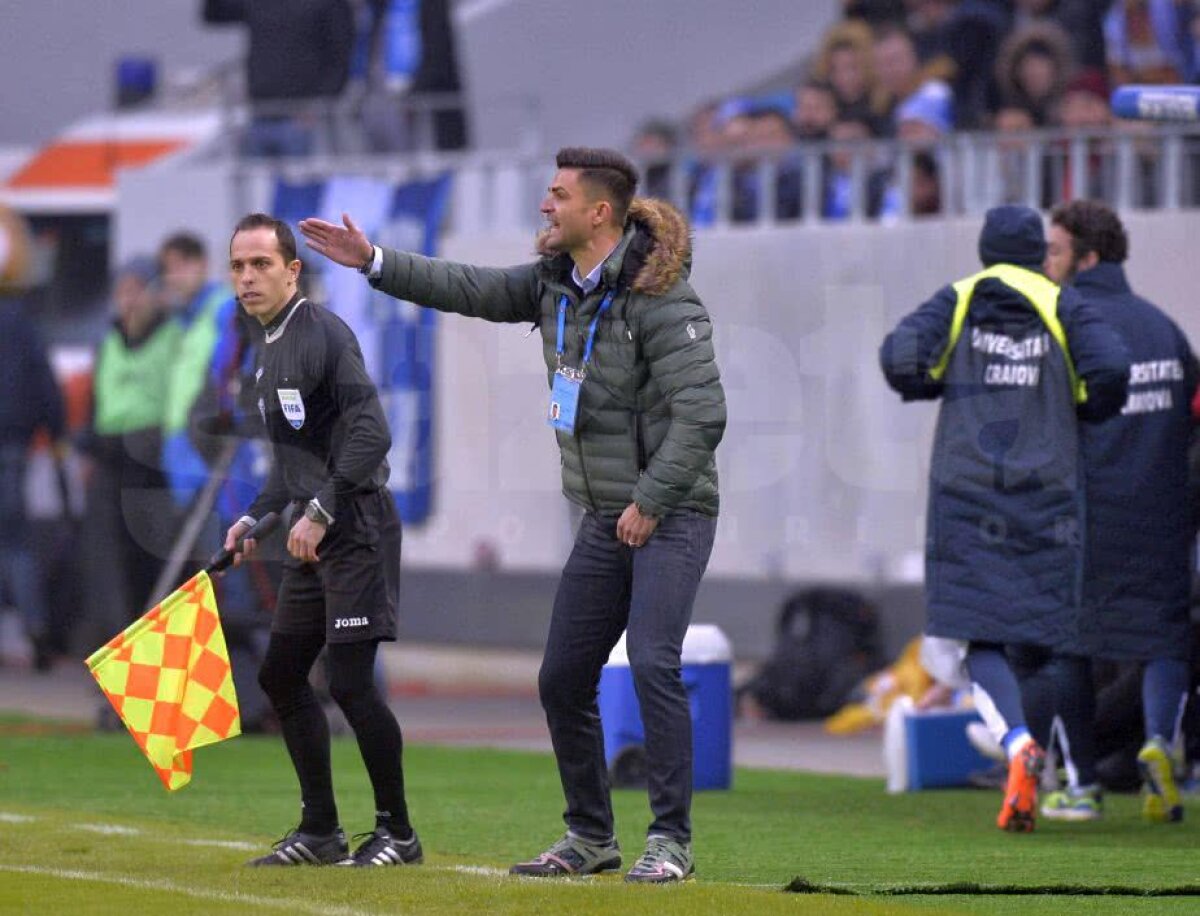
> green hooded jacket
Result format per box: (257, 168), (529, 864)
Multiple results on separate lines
(371, 198), (725, 516)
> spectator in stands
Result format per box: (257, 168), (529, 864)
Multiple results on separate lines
(158, 233), (237, 515)
(875, 86), (952, 220)
(992, 106), (1037, 203)
(358, 0), (469, 152)
(1014, 0), (1109, 72)
(905, 0), (959, 65)
(1052, 69), (1114, 201)
(631, 120), (678, 201)
(823, 118), (892, 219)
(880, 205), (1130, 833)
(868, 84), (951, 222)
(994, 105), (1037, 134)
(873, 24), (954, 135)
(1105, 0), (1198, 86)
(795, 79), (839, 141)
(685, 100), (730, 227)
(909, 150), (942, 216)
(411, 0), (468, 150)
(727, 109), (803, 223)
(895, 79), (954, 142)
(1057, 69), (1112, 130)
(82, 257), (180, 628)
(1029, 201), (1197, 823)
(940, 0), (1016, 129)
(764, 81), (840, 223)
(202, 0), (355, 157)
(0, 208), (65, 671)
(813, 20), (890, 134)
(687, 100), (726, 156)
(995, 20), (1077, 126)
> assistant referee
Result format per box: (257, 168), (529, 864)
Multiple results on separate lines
(223, 213), (419, 868)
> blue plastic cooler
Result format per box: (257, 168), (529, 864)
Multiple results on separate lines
(598, 624), (733, 790)
(903, 709), (996, 790)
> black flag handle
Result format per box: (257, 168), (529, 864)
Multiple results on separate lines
(205, 512), (282, 574)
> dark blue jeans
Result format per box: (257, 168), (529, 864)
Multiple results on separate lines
(539, 509), (717, 844)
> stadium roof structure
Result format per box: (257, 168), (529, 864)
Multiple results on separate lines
(0, 109), (221, 213)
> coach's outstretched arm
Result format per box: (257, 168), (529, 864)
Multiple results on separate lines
(299, 213), (540, 324)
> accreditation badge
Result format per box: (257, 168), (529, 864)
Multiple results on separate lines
(547, 368), (582, 434)
(277, 388), (305, 430)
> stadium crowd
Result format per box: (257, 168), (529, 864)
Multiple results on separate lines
(631, 0), (1200, 222)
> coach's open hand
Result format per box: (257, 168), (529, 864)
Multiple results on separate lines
(298, 213), (374, 268)
(288, 516), (327, 564)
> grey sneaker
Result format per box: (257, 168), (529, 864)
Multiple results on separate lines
(246, 827), (349, 866)
(509, 832), (622, 877)
(1040, 786), (1103, 821)
(344, 826), (424, 866)
(624, 835), (694, 884)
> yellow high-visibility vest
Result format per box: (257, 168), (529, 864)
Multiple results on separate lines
(928, 264), (1086, 404)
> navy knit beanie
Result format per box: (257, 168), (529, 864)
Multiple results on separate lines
(978, 205), (1047, 268)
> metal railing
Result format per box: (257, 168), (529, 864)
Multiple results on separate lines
(159, 92), (1200, 233)
(133, 54), (541, 160)
(633, 124), (1200, 227)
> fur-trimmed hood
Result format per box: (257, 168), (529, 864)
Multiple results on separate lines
(535, 197), (692, 297)
(995, 20), (1075, 120)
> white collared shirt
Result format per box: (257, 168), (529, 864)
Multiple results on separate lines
(571, 258), (605, 295)
(572, 242), (620, 295)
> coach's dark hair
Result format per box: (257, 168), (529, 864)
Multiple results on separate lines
(230, 213), (298, 263)
(1050, 200), (1129, 264)
(555, 147), (639, 226)
(159, 231), (207, 262)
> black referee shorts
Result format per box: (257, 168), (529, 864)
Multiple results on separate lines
(272, 489), (401, 644)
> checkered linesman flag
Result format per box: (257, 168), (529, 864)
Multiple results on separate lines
(85, 571), (240, 790)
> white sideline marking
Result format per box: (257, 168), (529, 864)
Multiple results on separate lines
(0, 865), (383, 916)
(179, 838), (259, 851)
(6, 814), (499, 871)
(450, 865), (508, 877)
(9, 816), (254, 852)
(79, 824), (140, 836)
(4, 817), (592, 886)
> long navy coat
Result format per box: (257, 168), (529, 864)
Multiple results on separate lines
(1075, 263), (1197, 661)
(881, 270), (1129, 652)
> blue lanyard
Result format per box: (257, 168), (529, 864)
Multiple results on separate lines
(556, 290), (616, 367)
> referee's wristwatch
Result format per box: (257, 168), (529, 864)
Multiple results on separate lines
(304, 499), (333, 526)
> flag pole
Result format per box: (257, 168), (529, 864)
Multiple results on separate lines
(148, 439), (239, 606)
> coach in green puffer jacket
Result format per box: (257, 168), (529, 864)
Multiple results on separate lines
(300, 147), (725, 882)
(378, 182), (722, 518)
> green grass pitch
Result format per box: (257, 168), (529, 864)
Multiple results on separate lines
(1, 720), (1198, 915)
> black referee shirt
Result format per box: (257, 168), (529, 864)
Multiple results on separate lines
(246, 293), (391, 523)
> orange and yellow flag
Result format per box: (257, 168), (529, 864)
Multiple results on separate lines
(85, 571), (240, 790)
